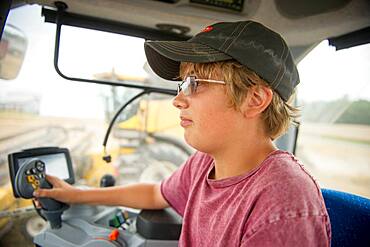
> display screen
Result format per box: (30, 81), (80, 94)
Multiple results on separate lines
(190, 0), (244, 12)
(18, 153), (70, 179)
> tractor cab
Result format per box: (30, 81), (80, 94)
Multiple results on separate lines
(0, 1), (369, 246)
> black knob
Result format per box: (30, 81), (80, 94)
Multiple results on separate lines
(100, 174), (116, 187)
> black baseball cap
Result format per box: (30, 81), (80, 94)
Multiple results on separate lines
(144, 21), (300, 102)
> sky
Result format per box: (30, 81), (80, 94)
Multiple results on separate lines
(297, 40), (370, 103)
(1, 5), (369, 119)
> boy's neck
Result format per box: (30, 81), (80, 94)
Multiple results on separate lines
(210, 138), (277, 180)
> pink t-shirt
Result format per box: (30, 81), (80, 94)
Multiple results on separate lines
(161, 150), (331, 246)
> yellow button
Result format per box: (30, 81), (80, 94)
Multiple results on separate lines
(27, 175), (35, 183)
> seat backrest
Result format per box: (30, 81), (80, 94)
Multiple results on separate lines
(321, 189), (370, 247)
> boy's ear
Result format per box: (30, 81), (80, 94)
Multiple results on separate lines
(241, 85), (273, 118)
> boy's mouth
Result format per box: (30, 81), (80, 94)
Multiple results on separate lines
(180, 116), (193, 127)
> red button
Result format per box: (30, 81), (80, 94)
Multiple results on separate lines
(109, 229), (119, 241)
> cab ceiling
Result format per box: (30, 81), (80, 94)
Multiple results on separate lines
(23, 0), (370, 47)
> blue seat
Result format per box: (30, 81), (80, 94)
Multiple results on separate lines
(321, 189), (370, 247)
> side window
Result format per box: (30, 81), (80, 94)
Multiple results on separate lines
(296, 41), (370, 198)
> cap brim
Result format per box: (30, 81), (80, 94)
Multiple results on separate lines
(144, 41), (231, 81)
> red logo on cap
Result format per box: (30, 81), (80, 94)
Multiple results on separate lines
(201, 25), (213, 33)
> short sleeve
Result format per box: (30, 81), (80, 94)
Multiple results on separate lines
(241, 216), (331, 247)
(160, 152), (198, 216)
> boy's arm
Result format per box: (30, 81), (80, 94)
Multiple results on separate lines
(79, 183), (169, 209)
(34, 175), (169, 209)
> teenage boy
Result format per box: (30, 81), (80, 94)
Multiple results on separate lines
(35, 20), (331, 246)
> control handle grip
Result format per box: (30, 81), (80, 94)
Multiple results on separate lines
(38, 179), (65, 211)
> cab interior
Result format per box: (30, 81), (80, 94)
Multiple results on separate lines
(0, 0), (370, 246)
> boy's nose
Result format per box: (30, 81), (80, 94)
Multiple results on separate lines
(172, 92), (188, 109)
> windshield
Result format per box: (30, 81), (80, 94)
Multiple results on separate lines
(1, 6), (190, 244)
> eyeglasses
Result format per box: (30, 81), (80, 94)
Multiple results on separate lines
(177, 76), (226, 96)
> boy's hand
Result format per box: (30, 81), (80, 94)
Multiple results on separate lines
(33, 175), (81, 205)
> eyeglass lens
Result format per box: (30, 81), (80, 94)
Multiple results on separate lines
(178, 76), (197, 96)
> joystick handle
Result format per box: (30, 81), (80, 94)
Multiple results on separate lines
(37, 174), (69, 229)
(38, 179), (65, 211)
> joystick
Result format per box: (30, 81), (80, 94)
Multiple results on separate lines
(15, 159), (68, 229)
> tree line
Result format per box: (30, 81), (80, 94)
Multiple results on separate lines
(300, 97), (370, 125)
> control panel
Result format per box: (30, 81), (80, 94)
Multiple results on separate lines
(8, 147), (72, 229)
(8, 147), (74, 198)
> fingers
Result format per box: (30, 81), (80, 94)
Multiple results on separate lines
(33, 174), (57, 198)
(45, 174), (59, 185)
(33, 188), (53, 198)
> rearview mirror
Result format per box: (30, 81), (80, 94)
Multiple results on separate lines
(0, 24), (27, 80)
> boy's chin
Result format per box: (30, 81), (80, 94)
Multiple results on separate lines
(184, 134), (213, 154)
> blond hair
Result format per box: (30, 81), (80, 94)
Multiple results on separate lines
(179, 61), (299, 140)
